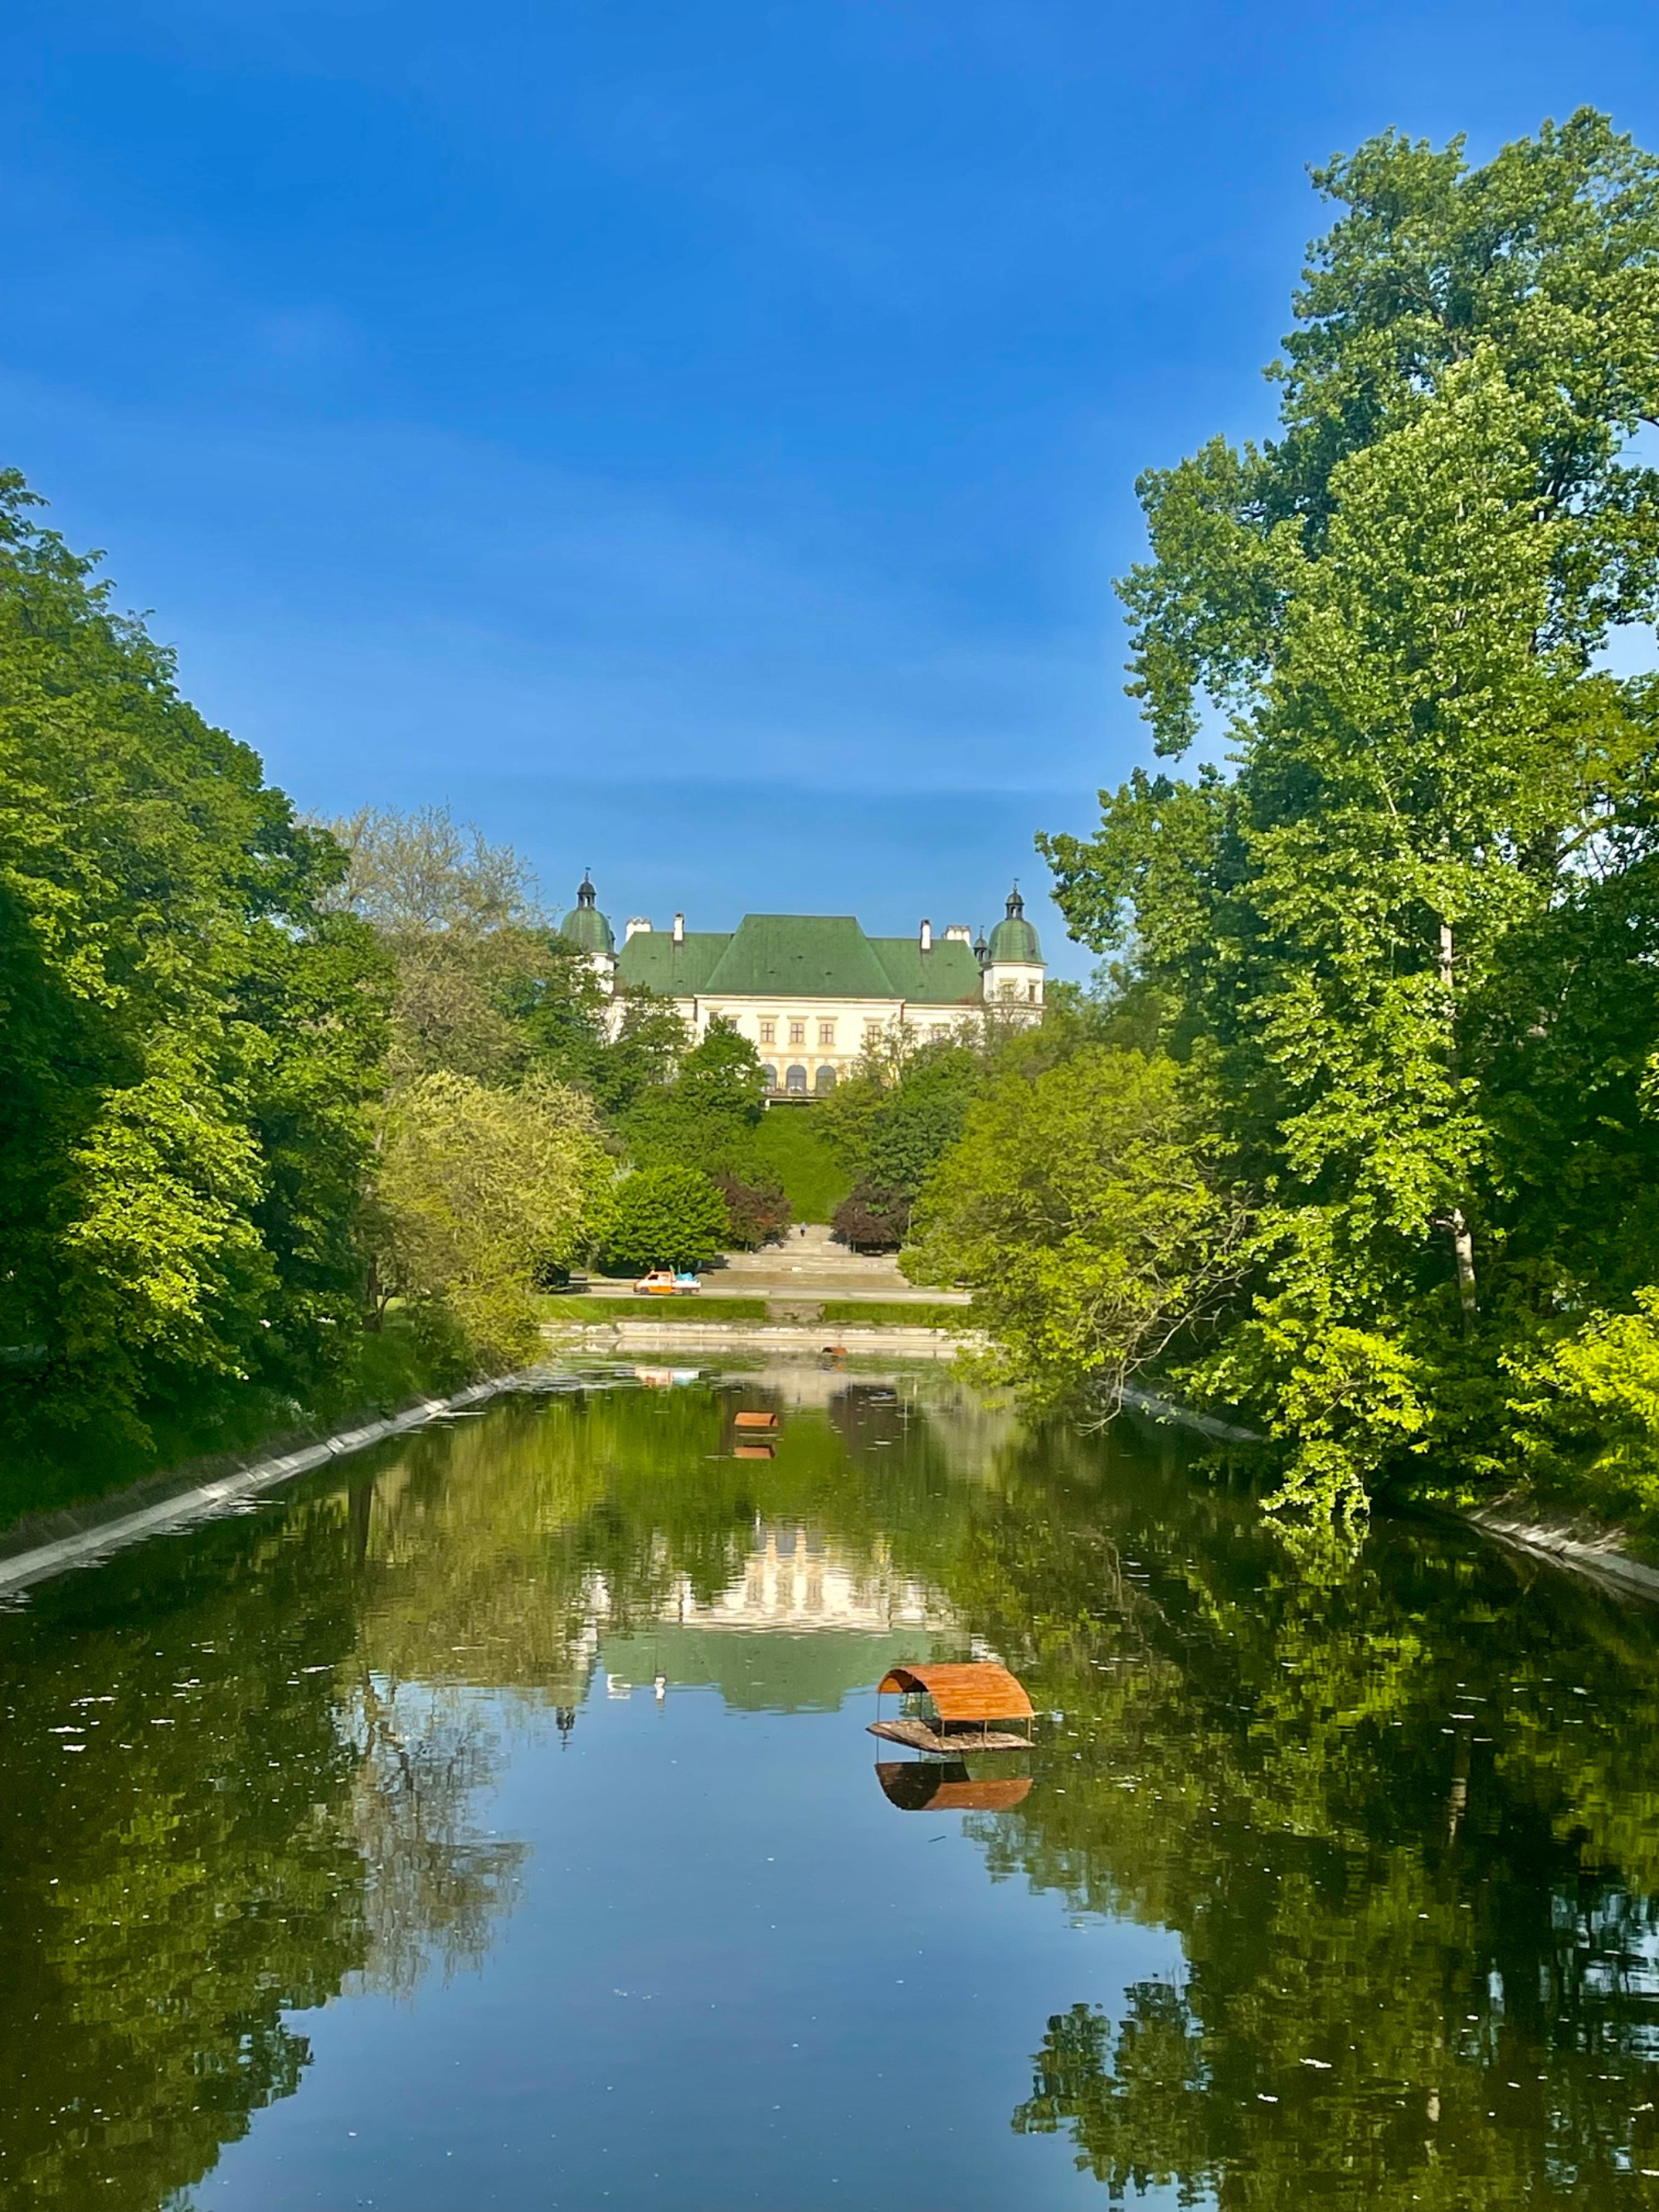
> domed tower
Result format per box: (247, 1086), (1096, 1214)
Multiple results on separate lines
(558, 873), (617, 992)
(982, 884), (1044, 1016)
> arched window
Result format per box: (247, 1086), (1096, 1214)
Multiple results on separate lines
(761, 1064), (779, 1092)
(785, 1064), (808, 1094)
(814, 1064), (837, 1094)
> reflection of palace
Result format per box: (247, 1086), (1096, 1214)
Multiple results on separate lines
(558, 876), (1046, 1095)
(675, 1525), (937, 1634)
(596, 1521), (955, 1713)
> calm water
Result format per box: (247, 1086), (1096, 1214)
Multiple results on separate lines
(4, 1361), (1659, 2210)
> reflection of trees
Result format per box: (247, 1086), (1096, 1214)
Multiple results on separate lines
(0, 1503), (368, 2211)
(34, 1375), (1659, 2209)
(927, 1420), (1659, 2207)
(0, 1371), (995, 2210)
(346, 1381), (984, 1707)
(342, 1678), (526, 1998)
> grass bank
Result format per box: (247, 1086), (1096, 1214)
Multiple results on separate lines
(0, 1318), (465, 1534)
(748, 1106), (853, 1223)
(538, 1294), (970, 1330)
(540, 1294), (771, 1323)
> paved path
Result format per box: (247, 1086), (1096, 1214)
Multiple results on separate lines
(589, 1222), (970, 1304)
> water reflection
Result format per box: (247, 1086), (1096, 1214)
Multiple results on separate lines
(3, 1365), (1659, 2207)
(876, 1759), (1034, 1813)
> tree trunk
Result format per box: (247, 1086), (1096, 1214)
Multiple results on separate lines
(1447, 1208), (1478, 1321)
(1438, 919), (1478, 1323)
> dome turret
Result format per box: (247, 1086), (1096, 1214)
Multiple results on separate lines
(559, 873), (615, 957)
(986, 884), (1040, 965)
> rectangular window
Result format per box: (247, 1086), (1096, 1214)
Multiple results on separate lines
(864, 1021), (883, 1046)
(817, 1021), (835, 1049)
(789, 1020), (805, 1046)
(759, 1019), (776, 1045)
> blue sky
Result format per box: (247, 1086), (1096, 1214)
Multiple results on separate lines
(5, 2), (1658, 973)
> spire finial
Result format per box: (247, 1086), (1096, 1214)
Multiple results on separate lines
(577, 870), (596, 908)
(1005, 881), (1024, 919)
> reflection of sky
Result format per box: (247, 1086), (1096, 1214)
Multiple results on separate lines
(207, 1683), (1192, 2211)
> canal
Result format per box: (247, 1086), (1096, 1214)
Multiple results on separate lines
(2, 1359), (1658, 2208)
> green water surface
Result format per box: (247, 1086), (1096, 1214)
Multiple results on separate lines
(2, 1361), (1657, 2209)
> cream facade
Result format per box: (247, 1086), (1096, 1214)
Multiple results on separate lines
(557, 881), (1045, 1094)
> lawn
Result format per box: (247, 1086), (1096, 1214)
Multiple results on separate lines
(818, 1300), (971, 1328)
(747, 1105), (853, 1222)
(539, 1294), (772, 1323)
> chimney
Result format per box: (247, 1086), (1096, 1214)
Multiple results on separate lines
(918, 918), (932, 954)
(624, 917), (653, 942)
(672, 912), (685, 947)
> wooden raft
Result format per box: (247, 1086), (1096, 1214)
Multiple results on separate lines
(869, 1715), (1033, 1754)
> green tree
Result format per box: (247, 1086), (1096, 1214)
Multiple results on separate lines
(907, 1048), (1249, 1404)
(588, 989), (688, 1118)
(330, 805), (610, 1089)
(602, 1164), (730, 1273)
(620, 1016), (768, 1171)
(0, 472), (389, 1438)
(1040, 113), (1659, 1520)
(818, 1041), (983, 1203)
(372, 1072), (611, 1367)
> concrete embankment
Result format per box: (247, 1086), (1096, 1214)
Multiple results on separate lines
(0, 1371), (554, 1598)
(1460, 1501), (1659, 1602)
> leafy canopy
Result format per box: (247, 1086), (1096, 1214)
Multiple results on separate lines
(0, 470), (389, 1437)
(602, 1165), (731, 1274)
(1036, 110), (1659, 1520)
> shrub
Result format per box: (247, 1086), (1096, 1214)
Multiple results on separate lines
(832, 1182), (912, 1253)
(372, 1072), (611, 1368)
(603, 1166), (731, 1273)
(713, 1173), (791, 1250)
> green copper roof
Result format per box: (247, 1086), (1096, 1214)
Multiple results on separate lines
(558, 875), (615, 956)
(867, 937), (981, 1006)
(612, 914), (987, 1004)
(703, 916), (894, 999)
(613, 930), (729, 995)
(986, 885), (1041, 965)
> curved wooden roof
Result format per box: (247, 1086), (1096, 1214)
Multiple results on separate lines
(875, 1661), (1034, 1722)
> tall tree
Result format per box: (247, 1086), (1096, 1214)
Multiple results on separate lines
(1041, 113), (1659, 1518)
(0, 473), (389, 1435)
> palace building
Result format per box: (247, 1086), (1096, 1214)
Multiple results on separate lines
(557, 877), (1045, 1095)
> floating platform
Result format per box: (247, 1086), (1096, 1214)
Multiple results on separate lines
(868, 1717), (1034, 1754)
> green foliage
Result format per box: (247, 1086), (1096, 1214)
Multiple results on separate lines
(538, 1294), (771, 1322)
(587, 988), (688, 1117)
(372, 1073), (611, 1367)
(0, 471), (389, 1440)
(601, 1164), (730, 1273)
(817, 1041), (983, 1201)
(817, 1299), (966, 1328)
(620, 1017), (768, 1172)
(831, 1182), (912, 1251)
(1035, 112), (1659, 1521)
(329, 805), (612, 1089)
(1501, 1286), (1659, 1517)
(906, 1048), (1250, 1408)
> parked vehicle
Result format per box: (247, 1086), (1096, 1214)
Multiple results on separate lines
(633, 1269), (702, 1295)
